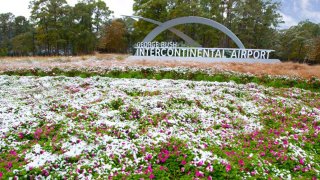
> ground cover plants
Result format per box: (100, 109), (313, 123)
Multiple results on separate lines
(1, 66), (320, 93)
(0, 72), (319, 179)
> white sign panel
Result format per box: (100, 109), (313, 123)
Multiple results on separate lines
(134, 42), (274, 60)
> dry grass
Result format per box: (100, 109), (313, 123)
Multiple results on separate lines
(1, 54), (320, 79)
(129, 59), (320, 79)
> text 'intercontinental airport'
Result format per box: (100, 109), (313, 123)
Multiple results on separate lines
(135, 42), (273, 60)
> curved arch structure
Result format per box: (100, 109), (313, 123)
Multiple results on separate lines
(124, 15), (201, 47)
(143, 16), (245, 49)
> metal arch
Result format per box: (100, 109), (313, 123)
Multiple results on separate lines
(143, 16), (246, 49)
(124, 15), (201, 47)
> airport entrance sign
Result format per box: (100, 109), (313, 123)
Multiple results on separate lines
(127, 16), (280, 63)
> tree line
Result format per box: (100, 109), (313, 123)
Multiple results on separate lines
(0, 0), (112, 56)
(0, 0), (319, 63)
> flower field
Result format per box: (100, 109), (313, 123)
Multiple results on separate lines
(0, 71), (319, 179)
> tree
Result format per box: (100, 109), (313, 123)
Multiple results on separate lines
(11, 32), (33, 56)
(91, 0), (113, 35)
(0, 13), (15, 56)
(276, 21), (320, 63)
(99, 19), (128, 53)
(29, 0), (112, 55)
(306, 37), (320, 63)
(133, 0), (169, 42)
(70, 0), (112, 54)
(71, 1), (97, 54)
(29, 0), (70, 55)
(132, 0), (282, 49)
(14, 16), (31, 36)
(233, 0), (282, 49)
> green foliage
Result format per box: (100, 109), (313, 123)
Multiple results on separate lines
(11, 32), (33, 55)
(0, 0), (113, 56)
(108, 98), (124, 110)
(276, 20), (320, 63)
(0, 48), (8, 56)
(133, 0), (282, 49)
(2, 68), (320, 92)
(233, 0), (282, 49)
(306, 37), (320, 63)
(168, 97), (194, 106)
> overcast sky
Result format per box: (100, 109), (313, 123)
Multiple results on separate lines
(0, 0), (134, 18)
(0, 0), (319, 29)
(280, 0), (320, 29)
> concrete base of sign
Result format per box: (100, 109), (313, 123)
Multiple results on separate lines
(127, 56), (281, 63)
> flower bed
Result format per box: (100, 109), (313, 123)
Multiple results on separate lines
(2, 66), (320, 92)
(0, 75), (319, 179)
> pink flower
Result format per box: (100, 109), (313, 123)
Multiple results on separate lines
(77, 169), (84, 174)
(208, 176), (213, 180)
(159, 166), (166, 171)
(206, 165), (213, 172)
(9, 150), (17, 156)
(222, 124), (231, 129)
(18, 132), (24, 139)
(158, 149), (170, 163)
(260, 152), (266, 157)
(226, 164), (231, 172)
(197, 161), (204, 166)
(42, 169), (49, 177)
(238, 160), (244, 166)
(144, 154), (152, 161)
(299, 158), (305, 165)
(251, 171), (256, 176)
(6, 162), (13, 169)
(195, 170), (204, 177)
(34, 128), (43, 140)
(145, 165), (153, 174)
(0, 172), (3, 178)
(294, 165), (301, 171)
(149, 174), (155, 179)
(181, 160), (187, 165)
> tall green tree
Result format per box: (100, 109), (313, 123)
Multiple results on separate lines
(91, 0), (112, 35)
(14, 16), (32, 36)
(277, 21), (320, 63)
(233, 0), (282, 48)
(11, 32), (33, 56)
(71, 2), (95, 54)
(29, 0), (112, 55)
(11, 16), (34, 56)
(70, 0), (112, 54)
(0, 13), (15, 55)
(29, 0), (70, 55)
